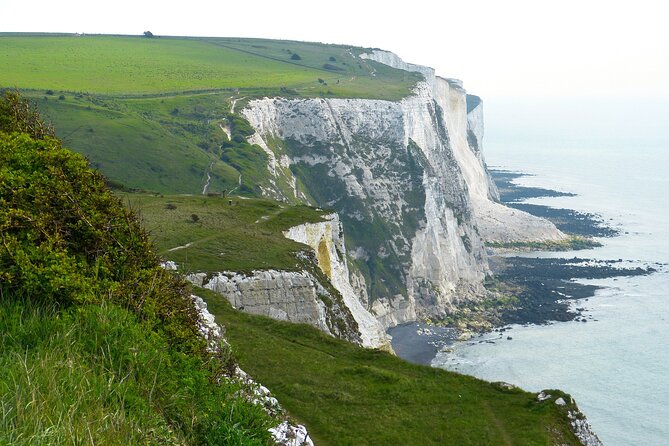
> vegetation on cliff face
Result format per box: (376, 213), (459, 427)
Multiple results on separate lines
(0, 91), (278, 445)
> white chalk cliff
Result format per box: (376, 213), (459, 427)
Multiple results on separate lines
(361, 50), (566, 244)
(241, 50), (564, 330)
(185, 213), (392, 350)
(187, 268), (363, 345)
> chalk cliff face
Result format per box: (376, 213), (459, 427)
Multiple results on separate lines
(283, 213), (390, 348)
(187, 268), (362, 345)
(463, 94), (565, 243)
(186, 214), (392, 349)
(361, 50), (566, 245)
(241, 50), (564, 328)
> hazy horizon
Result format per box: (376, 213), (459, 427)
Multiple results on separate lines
(485, 97), (669, 151)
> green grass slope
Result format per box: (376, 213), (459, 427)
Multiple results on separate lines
(201, 288), (584, 446)
(33, 94), (238, 194)
(0, 299), (275, 446)
(0, 92), (279, 445)
(0, 34), (420, 100)
(124, 193), (328, 273)
(0, 33), (422, 194)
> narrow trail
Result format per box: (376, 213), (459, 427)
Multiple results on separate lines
(168, 242), (193, 252)
(202, 161), (214, 195)
(219, 122), (231, 140)
(228, 173), (243, 195)
(230, 97), (245, 114)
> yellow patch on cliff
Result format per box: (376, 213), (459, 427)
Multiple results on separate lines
(317, 239), (333, 280)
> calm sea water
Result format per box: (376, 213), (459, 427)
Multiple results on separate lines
(432, 101), (669, 445)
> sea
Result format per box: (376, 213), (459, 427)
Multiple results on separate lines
(432, 98), (669, 445)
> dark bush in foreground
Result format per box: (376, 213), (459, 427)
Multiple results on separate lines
(0, 91), (201, 353)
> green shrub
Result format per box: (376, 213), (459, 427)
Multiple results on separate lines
(0, 90), (279, 446)
(0, 91), (202, 354)
(0, 90), (55, 139)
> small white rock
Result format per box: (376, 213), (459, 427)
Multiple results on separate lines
(160, 260), (178, 270)
(537, 391), (552, 402)
(270, 421), (314, 446)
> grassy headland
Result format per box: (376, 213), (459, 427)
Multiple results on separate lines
(200, 288), (585, 446)
(124, 193), (328, 273)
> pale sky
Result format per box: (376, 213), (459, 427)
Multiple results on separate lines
(1, 0), (668, 100)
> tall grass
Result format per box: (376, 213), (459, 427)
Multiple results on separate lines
(201, 288), (584, 446)
(0, 297), (275, 445)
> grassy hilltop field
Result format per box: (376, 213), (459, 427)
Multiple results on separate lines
(0, 34), (421, 194)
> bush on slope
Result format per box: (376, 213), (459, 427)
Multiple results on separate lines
(0, 91), (277, 444)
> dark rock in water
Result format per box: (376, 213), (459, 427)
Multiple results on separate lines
(507, 203), (619, 237)
(490, 170), (576, 202)
(488, 256), (655, 326)
(490, 169), (618, 237)
(388, 322), (457, 365)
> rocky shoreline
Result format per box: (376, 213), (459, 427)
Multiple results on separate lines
(488, 256), (657, 326)
(490, 169), (619, 238)
(481, 168), (651, 326)
(390, 169), (660, 364)
(388, 255), (657, 365)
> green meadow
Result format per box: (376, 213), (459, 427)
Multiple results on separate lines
(200, 288), (584, 446)
(0, 34), (419, 99)
(0, 33), (421, 194)
(124, 193), (328, 273)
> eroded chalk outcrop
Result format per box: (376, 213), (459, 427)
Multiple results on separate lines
(187, 269), (362, 345)
(283, 213), (391, 349)
(242, 50), (564, 325)
(536, 391), (603, 446)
